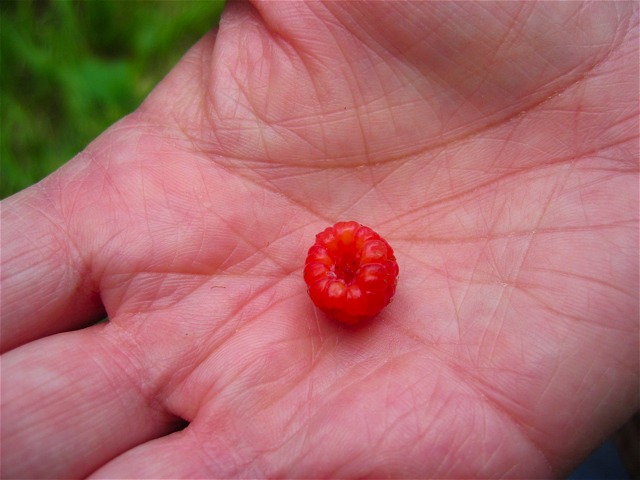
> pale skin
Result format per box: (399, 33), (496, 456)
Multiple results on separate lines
(1, 1), (638, 478)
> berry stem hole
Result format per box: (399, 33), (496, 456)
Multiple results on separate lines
(335, 254), (358, 285)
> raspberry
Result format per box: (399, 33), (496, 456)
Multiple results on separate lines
(303, 221), (399, 324)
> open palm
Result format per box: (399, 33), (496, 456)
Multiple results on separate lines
(2, 2), (638, 478)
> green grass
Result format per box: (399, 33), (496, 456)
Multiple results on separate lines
(0, 0), (226, 199)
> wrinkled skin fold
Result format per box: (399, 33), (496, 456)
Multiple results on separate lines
(1, 2), (638, 478)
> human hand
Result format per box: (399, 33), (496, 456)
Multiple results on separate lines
(2, 2), (638, 477)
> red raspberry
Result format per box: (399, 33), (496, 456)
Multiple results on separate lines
(303, 221), (399, 324)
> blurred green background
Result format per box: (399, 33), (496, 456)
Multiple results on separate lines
(0, 0), (226, 199)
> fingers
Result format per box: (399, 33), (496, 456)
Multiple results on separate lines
(0, 326), (181, 479)
(0, 27), (222, 354)
(1, 186), (105, 353)
(88, 429), (215, 479)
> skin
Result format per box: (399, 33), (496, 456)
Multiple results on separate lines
(1, 1), (638, 478)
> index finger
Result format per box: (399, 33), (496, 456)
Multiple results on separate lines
(1, 177), (105, 353)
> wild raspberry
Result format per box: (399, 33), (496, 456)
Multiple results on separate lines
(303, 221), (399, 325)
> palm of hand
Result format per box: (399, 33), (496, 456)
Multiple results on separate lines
(3, 2), (637, 478)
